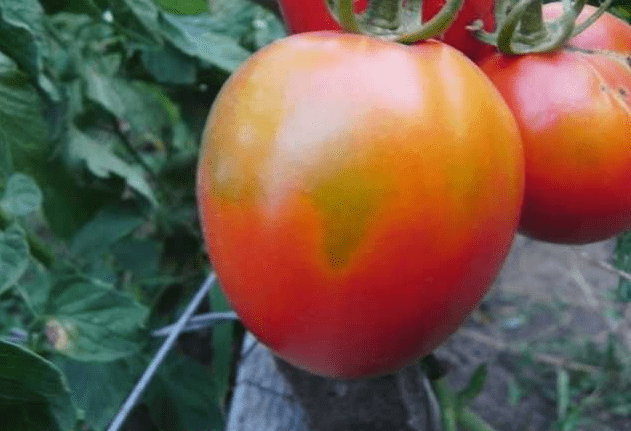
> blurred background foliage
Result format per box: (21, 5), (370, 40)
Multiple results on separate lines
(0, 0), (285, 429)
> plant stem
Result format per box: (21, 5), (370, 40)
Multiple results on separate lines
(428, 366), (498, 431)
(332, 0), (362, 33)
(520, 0), (544, 36)
(571, 0), (615, 37)
(433, 378), (458, 431)
(328, 0), (462, 43)
(364, 0), (401, 30)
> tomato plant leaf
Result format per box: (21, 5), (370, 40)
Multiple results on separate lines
(45, 12), (121, 83)
(69, 206), (145, 264)
(0, 340), (76, 431)
(0, 52), (48, 184)
(82, 71), (176, 175)
(108, 0), (163, 45)
(0, 0), (45, 76)
(0, 173), (43, 217)
(0, 298), (27, 344)
(200, 0), (277, 40)
(54, 355), (142, 431)
(455, 363), (488, 408)
(209, 283), (235, 409)
(65, 126), (158, 206)
(110, 238), (162, 279)
(140, 43), (198, 85)
(144, 351), (225, 431)
(250, 7), (287, 50)
(83, 72), (171, 136)
(44, 274), (148, 361)
(153, 0), (208, 15)
(14, 259), (51, 317)
(157, 13), (252, 73)
(0, 224), (30, 296)
(0, 0), (58, 101)
(614, 232), (631, 301)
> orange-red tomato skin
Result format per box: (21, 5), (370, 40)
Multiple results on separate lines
(197, 33), (524, 378)
(479, 5), (631, 244)
(543, 3), (631, 51)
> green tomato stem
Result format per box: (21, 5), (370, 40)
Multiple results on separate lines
(427, 363), (498, 431)
(363, 0), (401, 30)
(520, 0), (544, 35)
(398, 0), (462, 44)
(331, 0), (362, 34)
(571, 0), (615, 38)
(497, 0), (580, 55)
(325, 0), (463, 43)
(473, 0), (619, 55)
(433, 378), (458, 431)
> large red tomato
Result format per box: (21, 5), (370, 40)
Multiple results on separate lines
(479, 4), (631, 244)
(197, 32), (524, 379)
(277, 0), (495, 60)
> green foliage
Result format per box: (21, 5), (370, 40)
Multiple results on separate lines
(0, 52), (48, 185)
(55, 356), (142, 431)
(210, 283), (235, 409)
(0, 340), (75, 431)
(0, 224), (30, 296)
(0, 0), (286, 428)
(143, 351), (225, 430)
(456, 363), (488, 408)
(44, 272), (149, 362)
(153, 0), (208, 15)
(614, 231), (631, 301)
(1, 173), (43, 216)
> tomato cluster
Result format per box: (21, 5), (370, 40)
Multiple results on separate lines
(479, 4), (631, 244)
(196, 1), (631, 379)
(277, 0), (495, 60)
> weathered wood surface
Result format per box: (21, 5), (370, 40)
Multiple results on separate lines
(226, 235), (619, 431)
(226, 332), (438, 431)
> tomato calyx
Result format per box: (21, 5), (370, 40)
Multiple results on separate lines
(325, 0), (463, 43)
(472, 0), (615, 55)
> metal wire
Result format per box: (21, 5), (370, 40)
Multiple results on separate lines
(106, 272), (217, 431)
(151, 310), (238, 337)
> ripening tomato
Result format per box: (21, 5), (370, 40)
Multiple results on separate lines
(479, 4), (631, 244)
(197, 32), (524, 379)
(543, 3), (631, 51)
(277, 0), (495, 60)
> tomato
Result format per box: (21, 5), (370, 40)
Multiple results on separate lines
(424, 0), (495, 60)
(277, 0), (495, 60)
(197, 32), (524, 379)
(543, 3), (631, 51)
(478, 4), (631, 244)
(277, 0), (368, 33)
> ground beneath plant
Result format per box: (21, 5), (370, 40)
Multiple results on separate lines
(436, 234), (631, 431)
